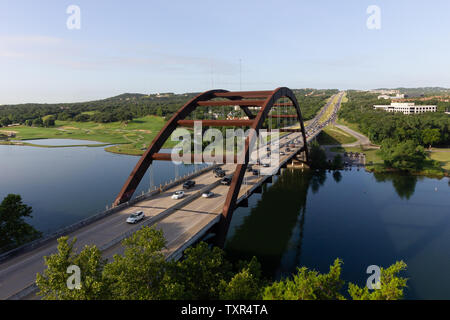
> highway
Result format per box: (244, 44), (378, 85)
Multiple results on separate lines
(0, 91), (344, 300)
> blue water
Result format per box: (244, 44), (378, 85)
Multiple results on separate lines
(225, 169), (450, 299)
(16, 139), (107, 146)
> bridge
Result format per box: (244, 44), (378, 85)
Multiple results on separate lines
(0, 88), (344, 300)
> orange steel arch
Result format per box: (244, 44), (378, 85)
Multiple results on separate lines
(113, 87), (308, 243)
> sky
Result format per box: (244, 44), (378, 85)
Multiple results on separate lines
(1, 0), (450, 104)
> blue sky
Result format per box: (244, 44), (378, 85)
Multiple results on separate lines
(1, 0), (450, 104)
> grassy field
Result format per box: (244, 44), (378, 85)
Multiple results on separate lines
(317, 125), (357, 145)
(0, 116), (176, 155)
(340, 92), (348, 104)
(428, 149), (450, 171)
(319, 94), (339, 124)
(335, 118), (363, 134)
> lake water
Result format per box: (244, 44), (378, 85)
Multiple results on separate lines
(225, 168), (450, 300)
(0, 143), (205, 234)
(0, 142), (449, 299)
(16, 139), (106, 146)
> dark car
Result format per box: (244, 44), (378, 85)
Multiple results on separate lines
(214, 169), (226, 178)
(220, 177), (232, 185)
(252, 169), (259, 175)
(247, 165), (253, 172)
(286, 147), (291, 152)
(183, 180), (196, 189)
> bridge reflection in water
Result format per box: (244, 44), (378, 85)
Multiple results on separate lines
(224, 168), (328, 278)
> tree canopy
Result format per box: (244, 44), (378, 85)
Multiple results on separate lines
(36, 226), (408, 300)
(0, 194), (42, 253)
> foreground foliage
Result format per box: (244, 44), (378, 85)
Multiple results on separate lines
(36, 226), (408, 300)
(0, 194), (42, 253)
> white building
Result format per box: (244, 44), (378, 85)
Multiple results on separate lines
(373, 102), (436, 115)
(377, 94), (405, 100)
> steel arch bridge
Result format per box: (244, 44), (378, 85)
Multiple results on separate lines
(114, 87), (309, 245)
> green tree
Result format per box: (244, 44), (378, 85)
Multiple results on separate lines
(73, 113), (90, 122)
(167, 242), (233, 300)
(43, 115), (56, 127)
(422, 128), (441, 149)
(156, 107), (163, 117)
(378, 139), (427, 171)
(0, 194), (42, 252)
(263, 259), (408, 300)
(263, 259), (346, 300)
(332, 153), (343, 169)
(32, 118), (43, 127)
(348, 261), (408, 300)
(36, 237), (108, 300)
(102, 226), (168, 299)
(309, 141), (328, 169)
(219, 257), (263, 300)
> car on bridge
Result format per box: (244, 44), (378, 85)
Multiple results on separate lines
(220, 177), (232, 185)
(172, 190), (185, 199)
(202, 191), (214, 198)
(214, 169), (226, 178)
(126, 211), (144, 224)
(183, 180), (196, 189)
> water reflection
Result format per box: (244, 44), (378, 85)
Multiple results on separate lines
(310, 170), (327, 193)
(332, 170), (342, 183)
(373, 173), (418, 200)
(225, 169), (325, 277)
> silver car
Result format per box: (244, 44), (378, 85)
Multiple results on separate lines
(126, 211), (144, 224)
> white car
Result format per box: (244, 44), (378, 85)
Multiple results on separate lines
(126, 211), (144, 224)
(202, 191), (214, 198)
(171, 190), (185, 200)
